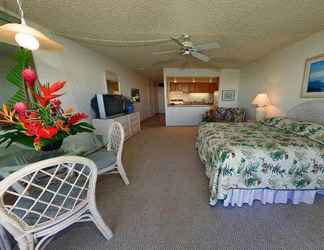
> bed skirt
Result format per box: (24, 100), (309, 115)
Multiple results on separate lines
(222, 189), (324, 207)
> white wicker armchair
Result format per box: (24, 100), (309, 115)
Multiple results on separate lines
(0, 156), (112, 250)
(89, 121), (130, 185)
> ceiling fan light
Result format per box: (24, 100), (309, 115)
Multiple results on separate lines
(15, 32), (39, 50)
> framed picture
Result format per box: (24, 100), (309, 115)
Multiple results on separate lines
(301, 54), (324, 98)
(131, 88), (140, 102)
(221, 90), (235, 101)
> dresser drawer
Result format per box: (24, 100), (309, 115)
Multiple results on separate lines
(115, 117), (128, 127)
(130, 117), (138, 125)
(131, 120), (141, 133)
(129, 112), (140, 121)
(92, 112), (140, 142)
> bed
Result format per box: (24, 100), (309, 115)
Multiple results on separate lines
(196, 101), (324, 206)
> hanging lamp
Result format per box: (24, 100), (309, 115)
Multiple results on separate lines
(0, 0), (63, 51)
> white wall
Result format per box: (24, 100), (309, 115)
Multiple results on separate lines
(157, 86), (165, 113)
(239, 29), (324, 120)
(218, 69), (240, 108)
(33, 34), (154, 121)
(148, 82), (159, 115)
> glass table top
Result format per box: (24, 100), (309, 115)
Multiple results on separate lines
(0, 133), (106, 177)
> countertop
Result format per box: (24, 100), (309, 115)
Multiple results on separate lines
(168, 103), (214, 107)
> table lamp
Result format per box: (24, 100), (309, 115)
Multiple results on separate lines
(252, 93), (271, 121)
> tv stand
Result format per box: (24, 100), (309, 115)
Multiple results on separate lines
(92, 112), (141, 141)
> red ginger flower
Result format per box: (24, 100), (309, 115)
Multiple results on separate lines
(23, 120), (42, 138)
(33, 81), (65, 107)
(68, 112), (88, 125)
(22, 68), (37, 88)
(22, 119), (58, 143)
(38, 127), (58, 140)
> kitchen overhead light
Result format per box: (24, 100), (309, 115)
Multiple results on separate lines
(0, 0), (63, 51)
(174, 78), (177, 83)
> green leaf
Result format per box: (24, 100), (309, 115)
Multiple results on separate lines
(5, 48), (33, 106)
(70, 122), (94, 135)
(0, 130), (34, 148)
(76, 122), (95, 129)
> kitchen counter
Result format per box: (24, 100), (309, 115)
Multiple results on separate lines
(168, 103), (214, 107)
(166, 105), (213, 126)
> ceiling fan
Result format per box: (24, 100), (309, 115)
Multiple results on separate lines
(153, 34), (220, 62)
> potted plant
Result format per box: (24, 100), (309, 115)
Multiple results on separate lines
(0, 50), (94, 151)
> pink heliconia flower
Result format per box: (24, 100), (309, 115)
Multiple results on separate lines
(14, 102), (27, 114)
(50, 99), (61, 109)
(22, 68), (37, 88)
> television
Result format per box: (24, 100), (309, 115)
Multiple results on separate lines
(91, 94), (126, 119)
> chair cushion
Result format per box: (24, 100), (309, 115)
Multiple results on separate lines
(87, 150), (117, 171)
(62, 133), (104, 155)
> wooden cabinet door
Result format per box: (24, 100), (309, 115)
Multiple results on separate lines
(193, 83), (200, 93)
(181, 83), (189, 93)
(170, 83), (176, 92)
(209, 83), (218, 93)
(203, 83), (210, 92)
(209, 78), (219, 93)
(195, 83), (209, 93)
(188, 83), (195, 93)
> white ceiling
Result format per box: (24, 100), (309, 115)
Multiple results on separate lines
(2, 0), (324, 81)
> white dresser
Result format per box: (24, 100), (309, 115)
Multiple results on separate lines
(92, 112), (141, 141)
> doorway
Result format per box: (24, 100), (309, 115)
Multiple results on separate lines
(106, 70), (120, 95)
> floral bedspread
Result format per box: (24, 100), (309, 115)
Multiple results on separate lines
(196, 122), (324, 205)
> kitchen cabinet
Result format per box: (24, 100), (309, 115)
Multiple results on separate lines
(188, 83), (195, 93)
(180, 83), (189, 93)
(195, 83), (210, 93)
(176, 83), (184, 92)
(170, 83), (177, 92)
(209, 81), (219, 93)
(93, 112), (141, 141)
(169, 81), (219, 93)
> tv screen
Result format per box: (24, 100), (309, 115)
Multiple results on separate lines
(91, 94), (125, 118)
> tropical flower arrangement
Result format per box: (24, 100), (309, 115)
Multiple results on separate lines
(0, 67), (94, 151)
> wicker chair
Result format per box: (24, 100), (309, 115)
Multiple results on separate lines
(0, 156), (113, 250)
(88, 121), (130, 185)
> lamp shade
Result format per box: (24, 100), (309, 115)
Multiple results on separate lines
(0, 23), (64, 51)
(251, 93), (271, 107)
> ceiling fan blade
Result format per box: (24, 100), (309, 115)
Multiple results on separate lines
(191, 51), (210, 62)
(170, 36), (184, 47)
(152, 50), (178, 55)
(195, 42), (221, 51)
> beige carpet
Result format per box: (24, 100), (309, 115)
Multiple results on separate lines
(47, 116), (324, 250)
